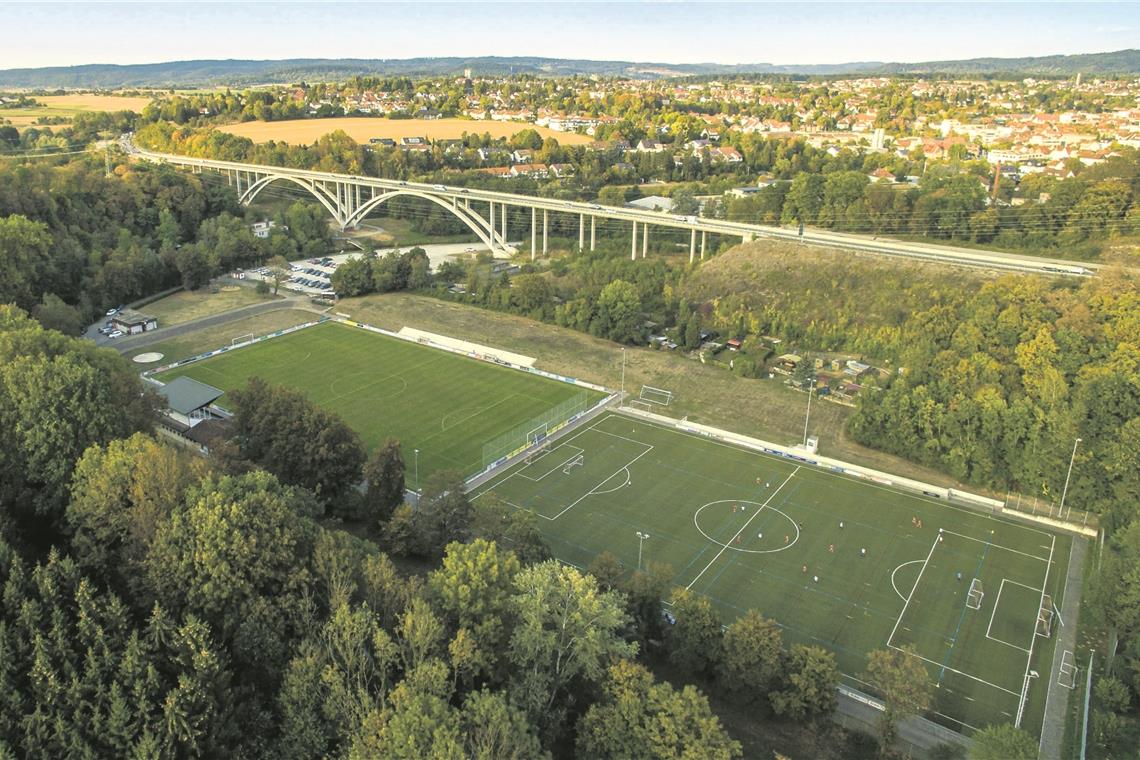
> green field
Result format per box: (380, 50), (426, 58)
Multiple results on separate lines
(472, 412), (1071, 737)
(155, 321), (605, 481)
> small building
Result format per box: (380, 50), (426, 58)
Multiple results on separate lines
(251, 220), (277, 239)
(157, 377), (224, 429)
(627, 195), (674, 212)
(725, 338), (743, 351)
(111, 308), (158, 335)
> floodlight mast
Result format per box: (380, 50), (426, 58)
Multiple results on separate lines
(1058, 437), (1081, 519)
(620, 347), (626, 408)
(636, 531), (650, 571)
(802, 377), (815, 447)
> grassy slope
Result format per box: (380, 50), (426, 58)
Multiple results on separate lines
(144, 287), (280, 327)
(125, 308), (318, 364)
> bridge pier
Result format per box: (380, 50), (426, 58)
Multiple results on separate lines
(690, 228), (697, 263)
(542, 209), (548, 257)
(531, 207), (536, 261)
(631, 220), (637, 261)
(590, 216), (596, 251)
(641, 223), (648, 259)
(489, 202), (496, 254)
(501, 203), (507, 246)
(578, 214), (585, 252)
(701, 230), (707, 260)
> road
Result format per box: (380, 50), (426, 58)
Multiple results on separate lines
(124, 137), (1099, 278)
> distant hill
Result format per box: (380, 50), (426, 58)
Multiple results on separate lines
(1, 50), (1137, 88)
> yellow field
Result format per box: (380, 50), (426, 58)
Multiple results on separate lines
(218, 117), (592, 146)
(0, 93), (154, 129)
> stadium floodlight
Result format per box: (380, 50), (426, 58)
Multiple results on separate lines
(636, 531), (650, 571)
(803, 378), (816, 447)
(1059, 437), (1081, 520)
(414, 448), (420, 491)
(620, 347), (626, 407)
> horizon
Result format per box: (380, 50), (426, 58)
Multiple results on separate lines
(2, 1), (1138, 70)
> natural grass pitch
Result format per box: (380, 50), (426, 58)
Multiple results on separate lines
(472, 412), (1072, 737)
(155, 321), (604, 481)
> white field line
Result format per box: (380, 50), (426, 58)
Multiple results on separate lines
(1016, 533), (1056, 728)
(470, 416), (616, 498)
(616, 411), (1055, 541)
(890, 560), (926, 602)
(940, 529), (1052, 563)
(986, 579), (1033, 653)
(548, 443), (654, 521)
(517, 445), (585, 481)
(886, 532), (942, 647)
(888, 643), (1022, 698)
(685, 468), (799, 591)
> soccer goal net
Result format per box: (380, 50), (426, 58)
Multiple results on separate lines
(562, 453), (584, 474)
(966, 578), (984, 610)
(481, 391), (588, 468)
(639, 385), (674, 406)
(1037, 594), (1054, 638)
(527, 424), (549, 446)
(231, 333), (255, 347)
(1058, 649), (1078, 689)
(628, 399), (654, 413)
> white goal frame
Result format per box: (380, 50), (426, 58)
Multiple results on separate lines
(1057, 649), (1078, 689)
(526, 424), (549, 446)
(639, 385), (674, 406)
(628, 399), (654, 413)
(1036, 594), (1054, 638)
(562, 453), (584, 474)
(232, 333), (255, 347)
(967, 578), (984, 610)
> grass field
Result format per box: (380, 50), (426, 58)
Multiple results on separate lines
(143, 287), (280, 327)
(472, 412), (1071, 737)
(155, 321), (605, 480)
(218, 117), (592, 146)
(125, 308), (318, 364)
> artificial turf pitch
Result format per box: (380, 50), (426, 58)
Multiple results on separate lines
(155, 321), (604, 481)
(472, 412), (1072, 737)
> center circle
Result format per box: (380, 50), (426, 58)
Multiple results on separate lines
(693, 499), (801, 554)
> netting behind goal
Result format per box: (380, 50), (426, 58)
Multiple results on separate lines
(1058, 650), (1078, 689)
(482, 391), (588, 468)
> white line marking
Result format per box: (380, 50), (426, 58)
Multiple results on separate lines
(517, 445), (585, 481)
(1016, 534), (1056, 728)
(889, 644), (1022, 697)
(985, 579), (1033, 653)
(590, 468), (630, 495)
(890, 560), (926, 601)
(685, 468), (798, 591)
(940, 529), (1051, 563)
(887, 532), (941, 647)
(547, 443), (654, 521)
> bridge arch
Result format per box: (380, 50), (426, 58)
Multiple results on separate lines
(242, 174), (344, 225)
(346, 189), (499, 249)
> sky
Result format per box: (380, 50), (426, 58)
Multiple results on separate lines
(2, 1), (1138, 70)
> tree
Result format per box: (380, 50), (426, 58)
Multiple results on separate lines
(175, 244), (213, 289)
(576, 660), (742, 760)
(230, 376), (366, 506)
(597, 186), (628, 207)
(507, 560), (635, 728)
(718, 609), (783, 698)
(363, 439), (405, 521)
(587, 551), (625, 592)
(331, 254), (375, 297)
(33, 293), (83, 335)
(412, 470), (474, 557)
(511, 273), (552, 314)
(683, 312), (702, 351)
(461, 689), (548, 760)
(666, 588), (723, 677)
(865, 646), (933, 750)
(594, 279), (643, 344)
(267, 254), (291, 295)
(0, 214), (53, 311)
(969, 723), (1036, 760)
(768, 644), (839, 721)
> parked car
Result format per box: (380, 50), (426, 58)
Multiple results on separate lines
(105, 308), (118, 317)
(108, 330), (124, 339)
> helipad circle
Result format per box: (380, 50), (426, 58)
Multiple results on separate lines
(132, 352), (164, 364)
(693, 499), (801, 554)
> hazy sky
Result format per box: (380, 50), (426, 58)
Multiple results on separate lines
(2, 1), (1137, 69)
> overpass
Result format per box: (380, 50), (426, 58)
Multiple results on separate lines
(125, 138), (1096, 277)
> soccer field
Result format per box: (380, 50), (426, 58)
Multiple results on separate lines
(155, 322), (605, 481)
(472, 412), (1072, 736)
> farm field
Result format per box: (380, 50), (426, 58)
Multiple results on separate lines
(472, 412), (1072, 737)
(218, 117), (593, 146)
(154, 320), (605, 480)
(0, 93), (154, 127)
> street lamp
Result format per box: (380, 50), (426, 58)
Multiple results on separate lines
(620, 347), (626, 407)
(636, 531), (650, 571)
(414, 448), (420, 491)
(1059, 437), (1081, 519)
(802, 377), (815, 447)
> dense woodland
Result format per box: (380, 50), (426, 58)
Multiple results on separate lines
(2, 142), (1139, 755)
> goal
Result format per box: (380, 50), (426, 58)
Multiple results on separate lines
(628, 399), (654, 413)
(562, 453), (584, 474)
(1057, 649), (1078, 689)
(524, 441), (550, 464)
(231, 333), (255, 347)
(526, 424), (549, 446)
(639, 385), (674, 406)
(1036, 594), (1055, 638)
(966, 578), (984, 610)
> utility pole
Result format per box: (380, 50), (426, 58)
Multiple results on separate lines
(1059, 437), (1081, 519)
(414, 448), (420, 491)
(802, 377), (815, 447)
(620, 347), (626, 407)
(636, 531), (650, 571)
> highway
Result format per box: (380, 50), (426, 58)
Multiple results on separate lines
(124, 137), (1097, 277)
